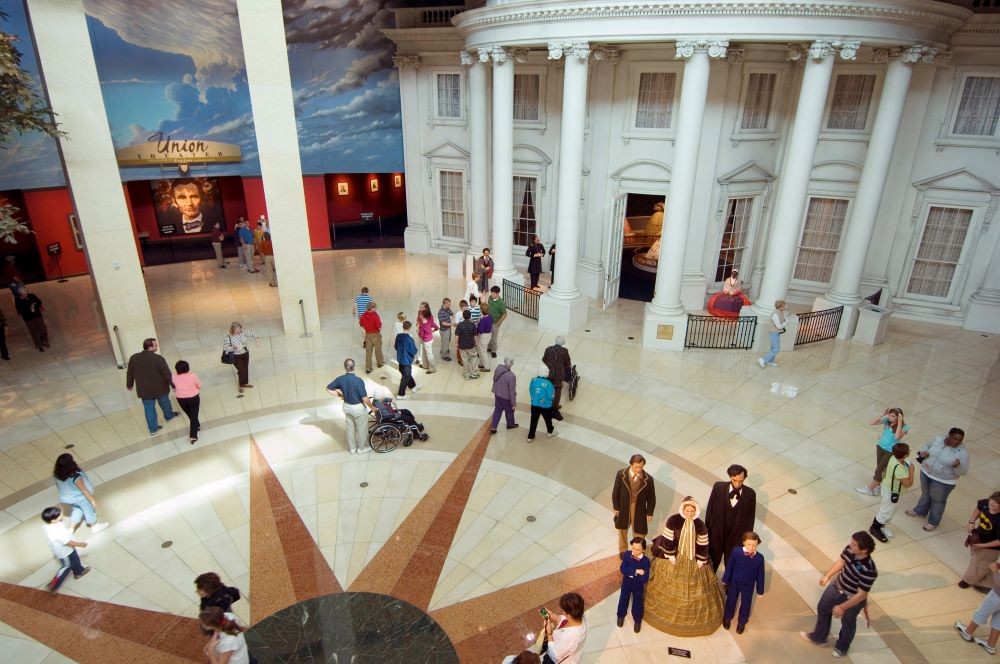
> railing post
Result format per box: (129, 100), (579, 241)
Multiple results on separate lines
(299, 299), (313, 339)
(111, 325), (126, 369)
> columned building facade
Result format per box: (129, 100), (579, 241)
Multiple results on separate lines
(385, 1), (1000, 347)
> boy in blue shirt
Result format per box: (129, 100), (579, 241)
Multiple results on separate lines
(722, 531), (766, 634)
(394, 321), (419, 399)
(617, 536), (650, 633)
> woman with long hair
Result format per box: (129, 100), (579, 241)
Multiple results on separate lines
(199, 606), (250, 664)
(416, 301), (438, 373)
(857, 407), (908, 497)
(52, 453), (108, 534)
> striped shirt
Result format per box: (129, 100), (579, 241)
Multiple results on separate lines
(837, 546), (877, 597)
(354, 293), (371, 319)
(469, 304), (482, 324)
(223, 330), (258, 355)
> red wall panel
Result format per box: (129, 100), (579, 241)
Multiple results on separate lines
(242, 177), (268, 224)
(325, 173), (406, 224)
(303, 176), (331, 250)
(21, 188), (88, 278)
(219, 176), (248, 228)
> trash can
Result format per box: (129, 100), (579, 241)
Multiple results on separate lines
(447, 251), (464, 279)
(854, 304), (891, 346)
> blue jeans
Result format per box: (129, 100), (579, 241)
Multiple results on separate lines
(807, 583), (866, 653)
(763, 331), (781, 364)
(912, 470), (956, 527)
(49, 549), (85, 592)
(142, 394), (176, 434)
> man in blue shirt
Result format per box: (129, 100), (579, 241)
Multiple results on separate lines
(326, 358), (373, 455)
(394, 321), (420, 399)
(237, 222), (258, 273)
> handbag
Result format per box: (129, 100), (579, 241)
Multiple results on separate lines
(965, 530), (981, 548)
(221, 335), (236, 365)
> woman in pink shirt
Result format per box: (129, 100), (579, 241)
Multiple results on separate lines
(416, 301), (439, 373)
(173, 360), (202, 444)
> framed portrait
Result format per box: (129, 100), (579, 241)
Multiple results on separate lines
(150, 177), (224, 235)
(337, 182), (349, 196)
(393, 174), (402, 188)
(370, 178), (379, 193)
(68, 213), (83, 250)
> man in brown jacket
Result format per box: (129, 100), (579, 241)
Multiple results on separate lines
(126, 338), (177, 436)
(612, 454), (657, 552)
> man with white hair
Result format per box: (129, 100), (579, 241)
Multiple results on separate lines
(326, 358), (374, 454)
(542, 336), (572, 417)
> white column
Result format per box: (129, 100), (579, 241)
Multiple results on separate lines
(489, 46), (518, 283)
(393, 54), (430, 253)
(237, 0), (319, 335)
(754, 41), (854, 316)
(964, 226), (1000, 334)
(827, 47), (924, 307)
(27, 0), (156, 360)
(642, 39), (727, 350)
(578, 46), (620, 299)
(538, 42), (592, 333)
(463, 51), (490, 252)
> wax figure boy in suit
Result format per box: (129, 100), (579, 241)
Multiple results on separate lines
(706, 464), (757, 571)
(721, 531), (765, 633)
(617, 537), (651, 633)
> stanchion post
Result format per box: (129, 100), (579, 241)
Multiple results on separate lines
(299, 298), (312, 338)
(111, 325), (125, 369)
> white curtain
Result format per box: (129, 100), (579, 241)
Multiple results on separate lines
(907, 207), (972, 298)
(439, 171), (464, 239)
(514, 74), (540, 121)
(953, 76), (1000, 136)
(741, 73), (776, 130)
(635, 73), (675, 129)
(511, 176), (532, 246)
(794, 198), (848, 282)
(437, 74), (461, 118)
(827, 74), (876, 130)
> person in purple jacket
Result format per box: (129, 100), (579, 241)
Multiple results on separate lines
(617, 536), (651, 633)
(722, 531), (766, 634)
(489, 356), (518, 434)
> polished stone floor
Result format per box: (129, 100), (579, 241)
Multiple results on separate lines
(0, 249), (997, 663)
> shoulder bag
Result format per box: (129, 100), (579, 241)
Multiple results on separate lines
(221, 335), (236, 365)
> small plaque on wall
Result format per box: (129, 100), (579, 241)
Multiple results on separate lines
(657, 324), (674, 340)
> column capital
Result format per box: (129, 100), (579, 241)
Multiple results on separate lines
(725, 48), (745, 65)
(791, 40), (860, 62)
(872, 45), (931, 64)
(484, 45), (513, 65)
(592, 45), (620, 65)
(459, 50), (475, 66)
(392, 54), (421, 69)
(548, 41), (591, 61)
(675, 39), (729, 60)
(924, 48), (952, 67)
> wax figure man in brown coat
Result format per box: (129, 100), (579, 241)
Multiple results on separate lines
(705, 463), (757, 572)
(612, 454), (656, 552)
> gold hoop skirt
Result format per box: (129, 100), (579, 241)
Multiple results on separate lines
(643, 555), (724, 637)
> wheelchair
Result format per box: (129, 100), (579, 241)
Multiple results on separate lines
(367, 400), (426, 453)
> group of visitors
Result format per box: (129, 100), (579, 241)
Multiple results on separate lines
(222, 216), (276, 287)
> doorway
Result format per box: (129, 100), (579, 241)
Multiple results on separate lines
(617, 192), (664, 302)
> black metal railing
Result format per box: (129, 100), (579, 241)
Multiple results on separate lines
(503, 279), (540, 320)
(864, 288), (883, 306)
(420, 8), (461, 24)
(685, 315), (758, 350)
(795, 306), (844, 346)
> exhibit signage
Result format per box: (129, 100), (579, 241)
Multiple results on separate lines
(116, 132), (242, 166)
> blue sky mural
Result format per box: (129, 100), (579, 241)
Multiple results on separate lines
(0, 0), (404, 190)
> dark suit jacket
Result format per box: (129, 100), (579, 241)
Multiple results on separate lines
(126, 350), (173, 399)
(611, 468), (655, 535)
(619, 551), (651, 589)
(721, 546), (765, 594)
(705, 481), (757, 570)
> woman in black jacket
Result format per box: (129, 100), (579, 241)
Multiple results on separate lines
(195, 572), (241, 634)
(525, 236), (545, 290)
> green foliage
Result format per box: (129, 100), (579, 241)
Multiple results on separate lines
(0, 204), (32, 244)
(0, 10), (64, 145)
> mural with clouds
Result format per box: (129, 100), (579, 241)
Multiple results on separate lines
(0, 0), (403, 191)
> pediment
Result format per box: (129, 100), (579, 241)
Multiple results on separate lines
(610, 159), (672, 183)
(717, 160), (776, 184)
(423, 141), (470, 159)
(513, 144), (551, 165)
(913, 168), (1000, 194)
(810, 160), (862, 184)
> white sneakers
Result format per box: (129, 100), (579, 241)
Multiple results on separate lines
(90, 522), (109, 534)
(855, 486), (875, 496)
(412, 384), (423, 392)
(547, 429), (558, 438)
(882, 526), (893, 539)
(757, 358), (766, 368)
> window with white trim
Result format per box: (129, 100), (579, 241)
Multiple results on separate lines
(794, 197), (849, 283)
(826, 74), (876, 130)
(740, 73), (777, 131)
(439, 171), (465, 239)
(635, 72), (676, 129)
(906, 206), (972, 298)
(715, 197), (754, 281)
(513, 74), (540, 121)
(952, 76), (1000, 137)
(512, 176), (537, 247)
(435, 73), (461, 119)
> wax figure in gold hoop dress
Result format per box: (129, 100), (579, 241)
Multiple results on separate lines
(644, 496), (724, 636)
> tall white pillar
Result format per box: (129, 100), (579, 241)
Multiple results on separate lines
(463, 52), (490, 252)
(27, 0), (156, 360)
(578, 47), (620, 299)
(538, 42), (591, 333)
(642, 39), (727, 351)
(964, 233), (1000, 334)
(489, 46), (518, 283)
(394, 54), (431, 253)
(236, 0), (319, 335)
(827, 47), (924, 306)
(754, 41), (856, 316)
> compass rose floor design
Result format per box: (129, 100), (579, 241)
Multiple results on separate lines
(0, 250), (997, 662)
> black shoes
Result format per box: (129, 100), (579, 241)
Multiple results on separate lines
(722, 618), (731, 630)
(552, 410), (564, 421)
(507, 424), (520, 430)
(616, 616), (624, 627)
(736, 624), (746, 634)
(959, 580), (971, 588)
(869, 525), (888, 544)
(74, 567), (91, 580)
(489, 429), (497, 435)
(633, 622), (641, 633)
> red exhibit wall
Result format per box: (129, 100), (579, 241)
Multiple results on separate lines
(20, 188), (88, 278)
(220, 177), (248, 228)
(121, 184), (146, 267)
(242, 177), (268, 224)
(303, 176), (331, 250)
(325, 172), (406, 224)
(126, 181), (159, 240)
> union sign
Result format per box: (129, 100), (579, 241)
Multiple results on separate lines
(116, 132), (242, 166)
